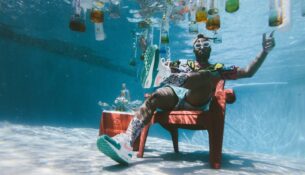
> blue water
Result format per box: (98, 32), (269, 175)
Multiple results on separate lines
(0, 0), (305, 164)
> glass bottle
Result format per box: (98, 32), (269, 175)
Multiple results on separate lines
(129, 31), (138, 66)
(225, 0), (239, 13)
(188, 0), (199, 33)
(189, 21), (199, 33)
(269, 0), (283, 27)
(121, 83), (130, 102)
(90, 0), (105, 40)
(109, 0), (121, 18)
(206, 0), (220, 31)
(138, 19), (151, 29)
(69, 0), (86, 32)
(160, 15), (170, 44)
(302, 0), (305, 17)
(196, 0), (208, 22)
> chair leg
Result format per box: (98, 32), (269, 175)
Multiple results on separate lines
(170, 127), (179, 153)
(137, 124), (150, 158)
(208, 122), (224, 169)
(161, 124), (179, 153)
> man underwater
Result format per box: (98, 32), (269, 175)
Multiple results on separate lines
(97, 32), (276, 164)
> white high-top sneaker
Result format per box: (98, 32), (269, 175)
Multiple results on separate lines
(97, 133), (133, 165)
(140, 45), (159, 89)
(153, 58), (171, 87)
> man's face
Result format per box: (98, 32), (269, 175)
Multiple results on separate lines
(193, 38), (211, 64)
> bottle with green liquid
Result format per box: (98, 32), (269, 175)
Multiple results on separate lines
(225, 0), (239, 13)
(160, 15), (170, 44)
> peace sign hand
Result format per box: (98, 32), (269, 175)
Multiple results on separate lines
(262, 31), (276, 54)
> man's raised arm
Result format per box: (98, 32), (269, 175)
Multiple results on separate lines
(237, 31), (276, 79)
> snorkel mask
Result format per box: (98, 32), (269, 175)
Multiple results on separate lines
(193, 34), (221, 51)
(193, 40), (211, 50)
(193, 34), (212, 51)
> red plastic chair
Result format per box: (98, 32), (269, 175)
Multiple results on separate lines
(137, 80), (235, 169)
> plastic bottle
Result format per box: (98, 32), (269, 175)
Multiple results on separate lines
(269, 0), (283, 27)
(206, 0), (220, 31)
(225, 0), (239, 13)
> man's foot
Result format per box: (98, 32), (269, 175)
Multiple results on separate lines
(96, 133), (133, 165)
(140, 45), (159, 89)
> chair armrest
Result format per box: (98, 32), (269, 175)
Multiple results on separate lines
(225, 89), (236, 104)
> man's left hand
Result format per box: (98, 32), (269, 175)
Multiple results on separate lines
(262, 31), (276, 54)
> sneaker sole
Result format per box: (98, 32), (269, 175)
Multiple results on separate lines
(97, 135), (130, 165)
(141, 45), (159, 88)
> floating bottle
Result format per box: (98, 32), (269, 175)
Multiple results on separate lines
(188, 0), (199, 33)
(129, 31), (138, 66)
(160, 15), (170, 44)
(268, 0), (283, 27)
(225, 0), (239, 13)
(302, 0), (305, 17)
(90, 0), (104, 23)
(114, 83), (130, 111)
(206, 0), (220, 31)
(138, 19), (151, 29)
(121, 83), (130, 102)
(109, 0), (121, 18)
(90, 0), (105, 40)
(69, 0), (86, 32)
(195, 0), (208, 22)
(189, 21), (199, 33)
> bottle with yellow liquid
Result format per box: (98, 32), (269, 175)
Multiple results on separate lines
(269, 0), (283, 27)
(206, 0), (220, 31)
(90, 0), (105, 40)
(69, 0), (86, 32)
(195, 0), (208, 22)
(225, 0), (239, 13)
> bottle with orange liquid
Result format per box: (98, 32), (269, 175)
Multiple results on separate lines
(90, 0), (105, 40)
(69, 0), (86, 32)
(206, 0), (220, 31)
(269, 0), (283, 27)
(196, 0), (208, 22)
